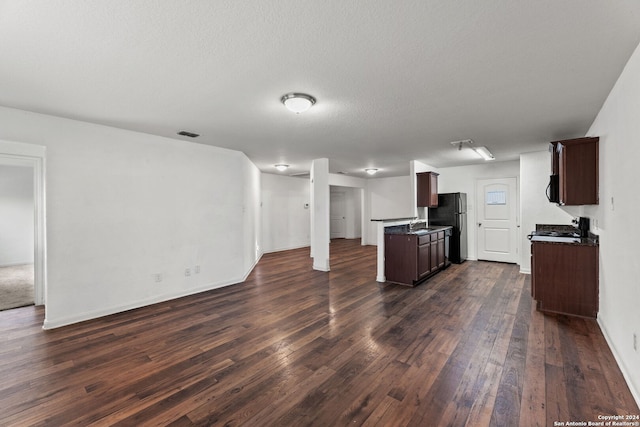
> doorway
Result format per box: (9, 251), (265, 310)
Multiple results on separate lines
(0, 164), (35, 310)
(0, 140), (46, 309)
(330, 190), (346, 239)
(476, 177), (518, 263)
(329, 186), (363, 242)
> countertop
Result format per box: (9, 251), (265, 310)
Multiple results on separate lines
(370, 217), (417, 222)
(529, 224), (598, 246)
(384, 224), (453, 236)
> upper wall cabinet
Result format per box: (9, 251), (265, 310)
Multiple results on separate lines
(417, 171), (439, 207)
(551, 137), (599, 205)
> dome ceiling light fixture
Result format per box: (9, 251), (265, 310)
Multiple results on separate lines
(281, 93), (316, 114)
(274, 164), (289, 172)
(365, 168), (379, 175)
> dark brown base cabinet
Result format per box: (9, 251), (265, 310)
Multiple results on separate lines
(385, 230), (447, 286)
(531, 242), (599, 318)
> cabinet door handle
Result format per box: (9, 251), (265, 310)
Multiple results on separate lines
(478, 223), (482, 227)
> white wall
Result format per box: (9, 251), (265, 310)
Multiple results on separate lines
(582, 41), (640, 405)
(261, 173), (310, 253)
(0, 165), (34, 266)
(365, 175), (413, 245)
(0, 106), (262, 329)
(438, 160), (520, 261)
(519, 151), (574, 273)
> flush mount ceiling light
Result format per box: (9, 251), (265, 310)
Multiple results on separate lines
(281, 93), (316, 114)
(274, 164), (289, 172)
(365, 168), (379, 175)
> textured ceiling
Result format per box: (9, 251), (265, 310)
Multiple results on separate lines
(1, 1), (640, 178)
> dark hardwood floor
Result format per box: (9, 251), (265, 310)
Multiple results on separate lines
(0, 239), (637, 426)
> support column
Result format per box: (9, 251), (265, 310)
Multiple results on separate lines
(310, 158), (330, 271)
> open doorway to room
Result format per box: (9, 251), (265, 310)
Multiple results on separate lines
(330, 185), (363, 242)
(0, 141), (46, 312)
(0, 164), (35, 311)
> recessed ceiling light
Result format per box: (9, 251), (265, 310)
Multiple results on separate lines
(365, 168), (379, 175)
(275, 164), (289, 172)
(281, 93), (316, 114)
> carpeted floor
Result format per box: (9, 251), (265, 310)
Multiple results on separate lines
(0, 264), (34, 311)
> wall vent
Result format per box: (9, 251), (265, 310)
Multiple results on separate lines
(177, 130), (200, 138)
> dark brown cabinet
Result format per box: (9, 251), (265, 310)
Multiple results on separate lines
(531, 241), (599, 318)
(550, 137), (599, 205)
(436, 231), (445, 269)
(417, 239), (431, 279)
(385, 228), (448, 286)
(417, 172), (439, 207)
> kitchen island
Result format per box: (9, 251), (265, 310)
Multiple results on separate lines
(384, 224), (453, 286)
(371, 218), (417, 282)
(371, 218), (452, 285)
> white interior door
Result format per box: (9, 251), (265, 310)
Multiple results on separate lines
(477, 177), (518, 263)
(330, 191), (346, 239)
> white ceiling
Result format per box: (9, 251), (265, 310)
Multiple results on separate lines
(1, 1), (640, 178)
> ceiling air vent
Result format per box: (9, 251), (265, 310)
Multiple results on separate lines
(177, 130), (200, 138)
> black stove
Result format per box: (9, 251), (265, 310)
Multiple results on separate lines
(532, 230), (580, 238)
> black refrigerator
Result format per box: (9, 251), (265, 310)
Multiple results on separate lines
(428, 193), (467, 263)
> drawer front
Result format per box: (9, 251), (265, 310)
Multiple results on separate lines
(437, 231), (445, 240)
(418, 234), (431, 245)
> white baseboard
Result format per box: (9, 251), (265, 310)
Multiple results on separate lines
(42, 277), (246, 330)
(241, 252), (263, 281)
(519, 268), (531, 274)
(597, 317), (640, 409)
(43, 253), (266, 330)
(313, 259), (330, 272)
(0, 261), (34, 268)
(263, 243), (310, 254)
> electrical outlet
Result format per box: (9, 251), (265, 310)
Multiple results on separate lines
(153, 273), (162, 283)
(185, 268), (191, 277)
(194, 265), (200, 274)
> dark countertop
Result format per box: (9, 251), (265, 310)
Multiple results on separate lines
(371, 217), (417, 222)
(530, 224), (598, 246)
(385, 224), (453, 236)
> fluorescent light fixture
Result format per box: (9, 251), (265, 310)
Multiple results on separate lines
(281, 93), (316, 114)
(365, 168), (378, 175)
(473, 146), (495, 161)
(274, 164), (289, 172)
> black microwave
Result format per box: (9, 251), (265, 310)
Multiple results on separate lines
(546, 174), (559, 203)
